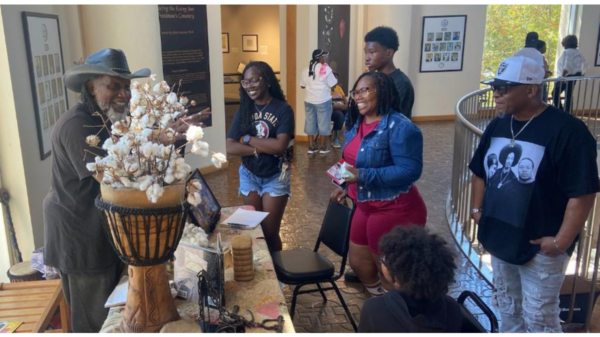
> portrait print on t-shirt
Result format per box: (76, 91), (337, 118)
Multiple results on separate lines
(482, 137), (545, 229)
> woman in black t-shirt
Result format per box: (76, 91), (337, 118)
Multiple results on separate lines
(226, 61), (295, 252)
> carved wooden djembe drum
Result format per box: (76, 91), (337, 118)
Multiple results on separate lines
(96, 184), (189, 333)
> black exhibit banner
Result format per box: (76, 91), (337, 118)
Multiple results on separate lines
(318, 5), (351, 94)
(158, 5), (212, 127)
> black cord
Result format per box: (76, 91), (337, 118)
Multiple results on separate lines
(197, 270), (284, 333)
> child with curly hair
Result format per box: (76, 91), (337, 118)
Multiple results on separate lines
(358, 226), (462, 332)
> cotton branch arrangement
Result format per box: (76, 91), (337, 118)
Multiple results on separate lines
(85, 75), (227, 204)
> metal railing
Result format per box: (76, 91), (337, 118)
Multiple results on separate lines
(448, 76), (600, 332)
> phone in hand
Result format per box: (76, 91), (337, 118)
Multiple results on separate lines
(327, 159), (347, 186)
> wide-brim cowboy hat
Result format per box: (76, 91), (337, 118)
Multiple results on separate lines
(64, 48), (151, 93)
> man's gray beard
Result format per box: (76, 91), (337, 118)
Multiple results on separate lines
(98, 102), (127, 123)
(106, 107), (126, 123)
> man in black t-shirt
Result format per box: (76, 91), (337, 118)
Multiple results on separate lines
(469, 55), (599, 332)
(364, 26), (414, 119)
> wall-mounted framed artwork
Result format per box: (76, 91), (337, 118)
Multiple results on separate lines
(222, 33), (229, 53)
(242, 34), (258, 52)
(22, 11), (68, 160)
(420, 15), (467, 73)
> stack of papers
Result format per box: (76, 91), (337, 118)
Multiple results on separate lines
(220, 209), (269, 229)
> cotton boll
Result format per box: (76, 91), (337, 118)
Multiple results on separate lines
(102, 138), (115, 150)
(132, 105), (145, 118)
(146, 183), (164, 203)
(191, 141), (209, 156)
(162, 145), (173, 158)
(86, 162), (97, 171)
(186, 126), (204, 142)
(153, 82), (162, 94)
(140, 143), (154, 158)
(211, 153), (227, 168)
(160, 114), (173, 128)
(166, 92), (178, 105)
(138, 176), (153, 191)
(164, 173), (175, 184)
(86, 135), (100, 147)
(141, 114), (156, 129)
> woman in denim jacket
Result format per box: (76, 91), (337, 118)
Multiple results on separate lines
(331, 72), (427, 296)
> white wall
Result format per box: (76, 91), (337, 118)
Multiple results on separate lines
(366, 5), (413, 74)
(0, 5), (84, 270)
(221, 5), (280, 100)
(185, 5), (227, 169)
(406, 5), (487, 117)
(80, 5), (164, 82)
(578, 5), (600, 77)
(295, 5), (318, 137)
(279, 5), (287, 96)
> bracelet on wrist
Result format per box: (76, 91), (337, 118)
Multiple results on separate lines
(553, 237), (566, 253)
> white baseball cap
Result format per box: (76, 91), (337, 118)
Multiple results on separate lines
(482, 55), (545, 86)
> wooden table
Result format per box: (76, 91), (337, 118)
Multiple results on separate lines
(101, 206), (294, 333)
(0, 279), (69, 333)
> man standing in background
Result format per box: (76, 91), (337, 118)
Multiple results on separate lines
(363, 26), (415, 120)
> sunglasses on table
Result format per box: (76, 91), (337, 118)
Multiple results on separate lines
(241, 77), (262, 88)
(490, 83), (524, 95)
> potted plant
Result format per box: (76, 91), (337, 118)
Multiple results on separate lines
(89, 76), (226, 332)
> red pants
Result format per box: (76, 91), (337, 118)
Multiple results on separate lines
(350, 186), (427, 254)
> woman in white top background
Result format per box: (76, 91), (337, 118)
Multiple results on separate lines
(301, 49), (338, 154)
(552, 35), (589, 113)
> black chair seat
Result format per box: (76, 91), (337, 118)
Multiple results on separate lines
(272, 249), (334, 284)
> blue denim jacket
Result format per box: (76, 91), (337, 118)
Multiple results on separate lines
(342, 111), (423, 202)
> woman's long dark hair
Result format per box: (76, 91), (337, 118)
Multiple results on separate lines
(346, 71), (402, 130)
(308, 55), (319, 80)
(238, 61), (286, 136)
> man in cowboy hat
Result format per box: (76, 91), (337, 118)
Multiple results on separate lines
(42, 48), (209, 332)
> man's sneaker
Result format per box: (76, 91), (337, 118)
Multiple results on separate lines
(319, 147), (331, 154)
(332, 138), (341, 148)
(344, 270), (361, 283)
(307, 146), (317, 154)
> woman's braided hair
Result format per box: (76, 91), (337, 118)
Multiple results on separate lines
(346, 71), (402, 130)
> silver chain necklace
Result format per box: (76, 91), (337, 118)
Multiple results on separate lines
(254, 98), (273, 114)
(498, 168), (512, 188)
(510, 103), (546, 147)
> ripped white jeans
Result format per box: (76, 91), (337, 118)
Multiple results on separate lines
(492, 253), (569, 333)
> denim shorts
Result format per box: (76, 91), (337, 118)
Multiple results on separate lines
(304, 100), (333, 135)
(239, 165), (291, 198)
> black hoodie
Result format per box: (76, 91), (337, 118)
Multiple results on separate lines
(358, 290), (462, 333)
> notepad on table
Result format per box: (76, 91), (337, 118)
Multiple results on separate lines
(220, 208), (269, 229)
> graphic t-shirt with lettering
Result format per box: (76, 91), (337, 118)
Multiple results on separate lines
(228, 98), (295, 178)
(469, 106), (599, 265)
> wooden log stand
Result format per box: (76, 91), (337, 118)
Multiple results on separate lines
(97, 184), (187, 333)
